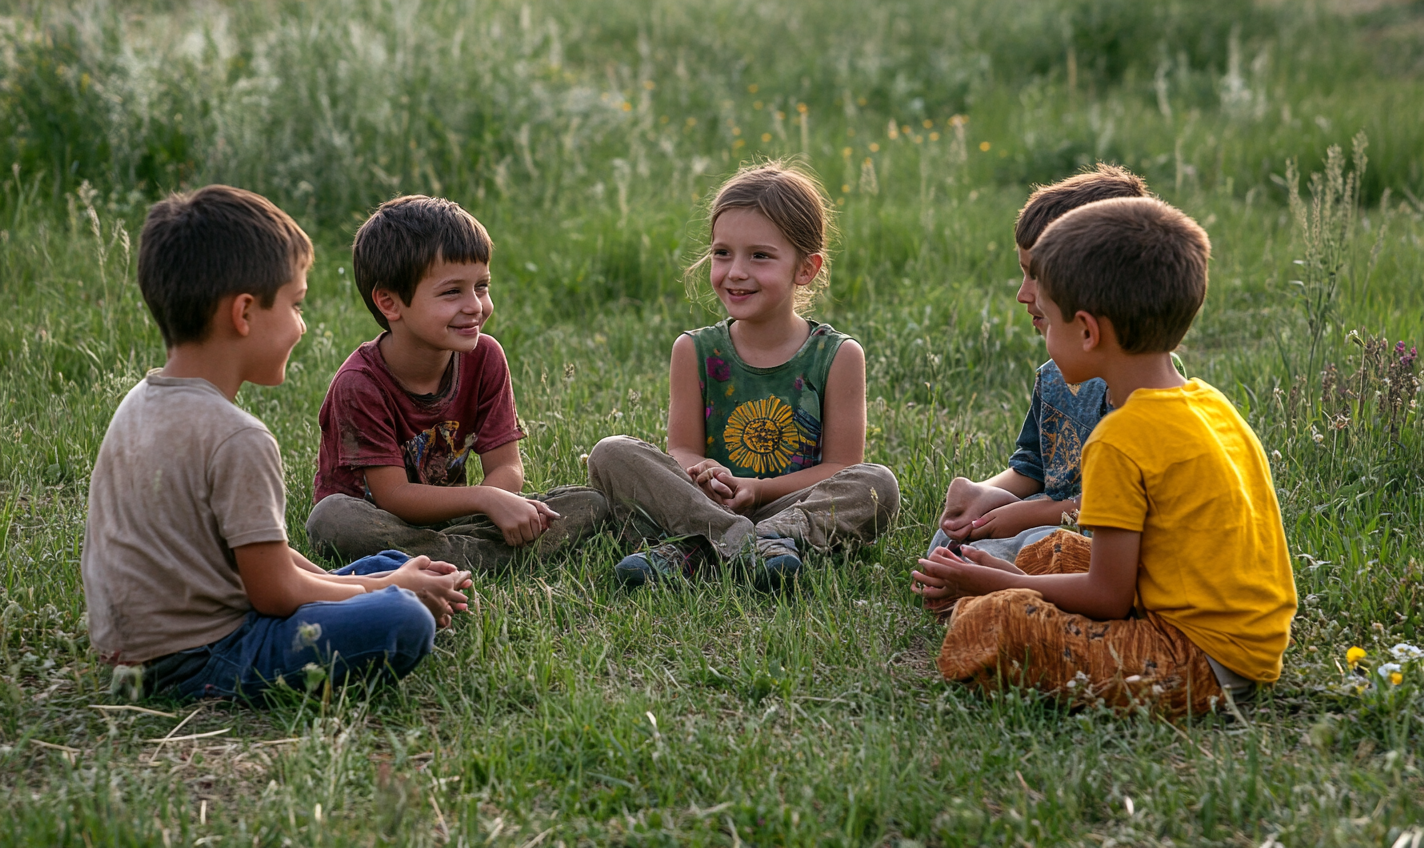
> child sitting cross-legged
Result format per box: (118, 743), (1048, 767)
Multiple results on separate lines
(305, 196), (608, 570)
(82, 186), (471, 701)
(588, 161), (900, 590)
(912, 197), (1297, 717)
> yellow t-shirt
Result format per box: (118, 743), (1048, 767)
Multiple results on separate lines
(1077, 379), (1296, 682)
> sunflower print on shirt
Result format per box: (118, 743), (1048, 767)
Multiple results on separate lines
(725, 396), (801, 475)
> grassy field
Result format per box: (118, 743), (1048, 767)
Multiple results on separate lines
(2, 0), (1423, 844)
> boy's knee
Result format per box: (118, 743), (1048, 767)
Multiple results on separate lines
(306, 494), (362, 548)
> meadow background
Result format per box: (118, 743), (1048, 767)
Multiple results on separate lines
(1, 0), (1423, 844)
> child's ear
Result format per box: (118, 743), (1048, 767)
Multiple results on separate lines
(372, 288), (404, 323)
(227, 293), (257, 338)
(796, 253), (824, 286)
(1076, 311), (1104, 352)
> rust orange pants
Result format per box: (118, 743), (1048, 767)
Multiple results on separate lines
(936, 530), (1224, 718)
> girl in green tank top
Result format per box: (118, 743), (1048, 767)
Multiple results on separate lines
(586, 161), (899, 589)
(686, 319), (849, 478)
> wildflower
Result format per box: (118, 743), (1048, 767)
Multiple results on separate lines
(1346, 646), (1366, 667)
(1389, 642), (1423, 661)
(303, 662), (328, 693)
(1311, 428), (1324, 445)
(1378, 662), (1402, 683)
(293, 621), (322, 650)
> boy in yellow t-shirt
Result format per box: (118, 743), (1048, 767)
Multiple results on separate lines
(911, 197), (1296, 716)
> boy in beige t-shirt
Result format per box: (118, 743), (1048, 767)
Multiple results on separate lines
(81, 186), (471, 700)
(912, 198), (1296, 717)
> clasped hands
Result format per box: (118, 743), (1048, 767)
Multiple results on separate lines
(684, 459), (759, 514)
(939, 476), (1071, 542)
(390, 555), (473, 629)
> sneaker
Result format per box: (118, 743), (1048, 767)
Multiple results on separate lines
(752, 536), (802, 592)
(614, 541), (701, 587)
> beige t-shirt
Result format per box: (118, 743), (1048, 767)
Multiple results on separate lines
(82, 375), (288, 663)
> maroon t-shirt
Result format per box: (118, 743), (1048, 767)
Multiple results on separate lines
(313, 334), (524, 502)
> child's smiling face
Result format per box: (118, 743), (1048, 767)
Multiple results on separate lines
(381, 258), (493, 354)
(709, 207), (819, 325)
(1016, 246), (1045, 334)
(244, 273), (308, 387)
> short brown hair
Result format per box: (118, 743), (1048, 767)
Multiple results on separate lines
(1030, 197), (1210, 354)
(138, 185), (312, 347)
(689, 160), (835, 312)
(1014, 163), (1149, 250)
(352, 195), (493, 330)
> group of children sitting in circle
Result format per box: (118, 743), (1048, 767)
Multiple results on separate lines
(81, 160), (1296, 718)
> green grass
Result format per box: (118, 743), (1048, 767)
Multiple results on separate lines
(2, 0), (1424, 845)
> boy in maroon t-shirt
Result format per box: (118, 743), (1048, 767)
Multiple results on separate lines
(307, 196), (607, 571)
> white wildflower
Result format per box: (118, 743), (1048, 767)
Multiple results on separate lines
(1389, 643), (1423, 661)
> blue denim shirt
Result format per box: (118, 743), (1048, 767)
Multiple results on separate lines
(1007, 360), (1111, 502)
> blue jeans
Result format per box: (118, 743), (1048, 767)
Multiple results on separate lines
(143, 550), (435, 701)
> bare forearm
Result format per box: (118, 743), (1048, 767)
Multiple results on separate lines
(370, 481), (493, 525)
(479, 465), (524, 494)
(747, 462), (845, 506)
(982, 468), (1043, 499)
(247, 568), (370, 617)
(955, 568), (1131, 620)
(1027, 496), (1078, 528)
(291, 549), (329, 575)
(668, 446), (706, 471)
(1018, 572), (1134, 619)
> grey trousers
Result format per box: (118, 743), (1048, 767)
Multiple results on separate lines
(585, 435), (900, 559)
(305, 486), (609, 572)
(927, 525), (1061, 565)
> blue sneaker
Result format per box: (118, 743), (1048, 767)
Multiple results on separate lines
(752, 536), (802, 592)
(615, 542), (700, 587)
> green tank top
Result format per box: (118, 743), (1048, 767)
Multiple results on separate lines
(687, 319), (850, 479)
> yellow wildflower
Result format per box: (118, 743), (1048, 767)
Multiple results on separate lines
(1346, 646), (1366, 667)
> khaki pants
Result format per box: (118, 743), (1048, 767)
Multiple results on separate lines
(937, 530), (1224, 718)
(305, 486), (609, 572)
(585, 435), (899, 559)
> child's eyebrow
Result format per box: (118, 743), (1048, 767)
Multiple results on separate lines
(714, 242), (782, 252)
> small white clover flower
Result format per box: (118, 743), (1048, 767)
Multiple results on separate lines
(1389, 643), (1423, 661)
(1377, 662), (1402, 680)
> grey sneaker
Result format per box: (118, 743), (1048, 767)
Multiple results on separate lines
(752, 536), (802, 592)
(615, 541), (702, 587)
